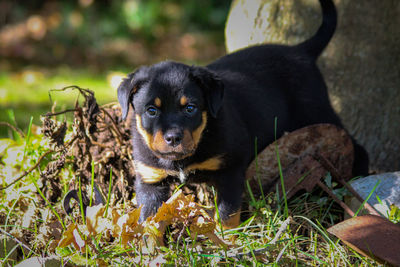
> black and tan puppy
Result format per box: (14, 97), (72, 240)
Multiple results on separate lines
(118, 0), (368, 227)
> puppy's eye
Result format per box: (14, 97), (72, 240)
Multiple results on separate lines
(146, 106), (158, 117)
(185, 104), (197, 114)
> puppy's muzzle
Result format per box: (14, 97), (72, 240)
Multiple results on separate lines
(164, 128), (183, 147)
(135, 112), (207, 160)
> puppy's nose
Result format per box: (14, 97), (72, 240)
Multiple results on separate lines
(164, 129), (183, 147)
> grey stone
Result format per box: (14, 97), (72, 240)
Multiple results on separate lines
(15, 255), (64, 267)
(348, 172), (400, 217)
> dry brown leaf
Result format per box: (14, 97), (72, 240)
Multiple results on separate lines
(86, 204), (110, 236)
(58, 223), (86, 251)
(112, 208), (121, 224)
(72, 227), (86, 251)
(96, 258), (109, 267)
(189, 214), (216, 235)
(152, 189), (200, 224)
(58, 223), (76, 248)
(153, 190), (190, 223)
(58, 190), (225, 251)
(116, 207), (142, 246)
(151, 189), (225, 247)
(111, 208), (122, 237)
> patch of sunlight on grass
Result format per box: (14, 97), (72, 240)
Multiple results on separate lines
(0, 66), (127, 137)
(0, 67), (121, 107)
(107, 71), (126, 91)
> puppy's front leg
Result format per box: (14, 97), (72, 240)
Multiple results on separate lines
(135, 176), (170, 222)
(215, 171), (245, 229)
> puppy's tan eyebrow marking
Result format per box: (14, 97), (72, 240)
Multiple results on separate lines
(154, 97), (162, 107)
(180, 96), (188, 106)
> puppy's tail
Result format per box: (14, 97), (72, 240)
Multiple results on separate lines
(297, 0), (337, 60)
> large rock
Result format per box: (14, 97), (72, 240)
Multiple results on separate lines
(225, 0), (400, 172)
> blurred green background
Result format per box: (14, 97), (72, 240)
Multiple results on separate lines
(0, 0), (230, 137)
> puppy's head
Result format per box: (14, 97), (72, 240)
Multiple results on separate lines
(118, 61), (224, 160)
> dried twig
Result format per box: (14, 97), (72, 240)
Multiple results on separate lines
(0, 121), (25, 138)
(43, 108), (80, 117)
(100, 107), (124, 145)
(49, 85), (93, 99)
(101, 102), (119, 108)
(0, 150), (53, 190)
(88, 137), (113, 149)
(269, 216), (292, 245)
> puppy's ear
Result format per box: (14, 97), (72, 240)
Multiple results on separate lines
(117, 72), (135, 120)
(117, 68), (148, 120)
(190, 67), (224, 118)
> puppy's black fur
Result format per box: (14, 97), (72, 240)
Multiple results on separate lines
(118, 0), (369, 225)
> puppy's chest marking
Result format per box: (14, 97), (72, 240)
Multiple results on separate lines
(178, 168), (186, 183)
(134, 155), (223, 184)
